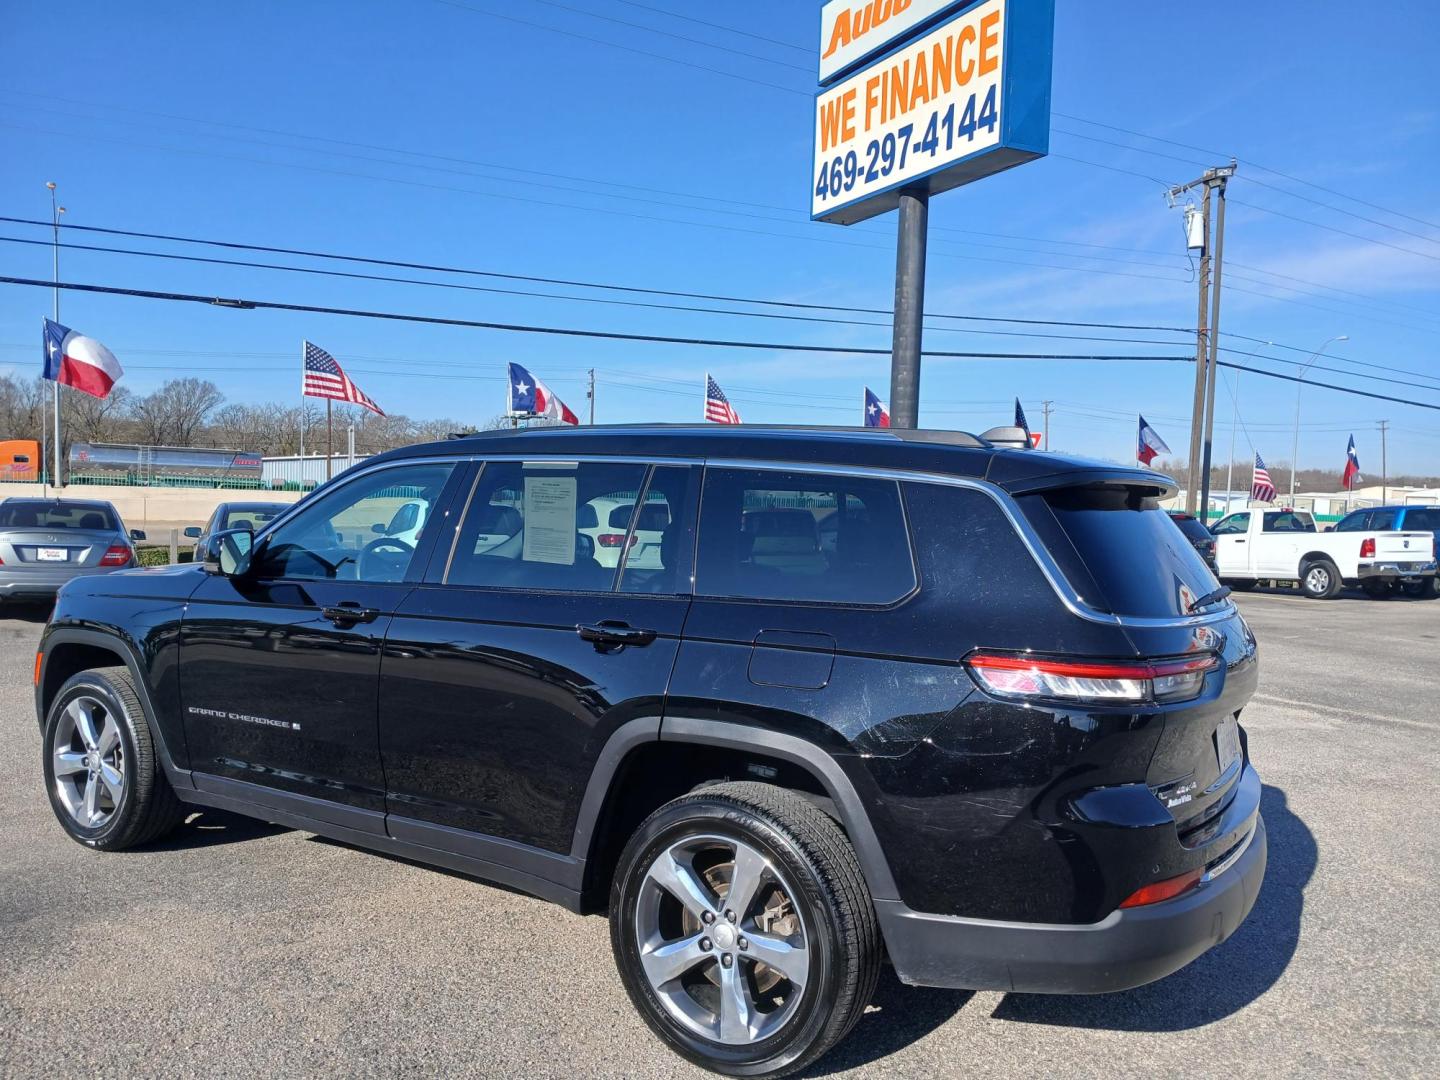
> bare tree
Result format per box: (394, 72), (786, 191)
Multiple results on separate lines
(132, 379), (224, 446)
(64, 384), (135, 445)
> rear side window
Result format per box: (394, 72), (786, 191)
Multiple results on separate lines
(1263, 512), (1315, 533)
(1019, 487), (1219, 618)
(1368, 510), (1396, 530)
(695, 469), (915, 605)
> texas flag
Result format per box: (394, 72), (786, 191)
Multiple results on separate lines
(507, 362), (579, 425)
(42, 318), (123, 399)
(1342, 434), (1362, 490)
(1137, 414), (1172, 466)
(863, 387), (890, 428)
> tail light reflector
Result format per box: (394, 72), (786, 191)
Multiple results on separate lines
(99, 544), (132, 567)
(965, 652), (1219, 705)
(1359, 537), (1376, 559)
(1119, 868), (1203, 909)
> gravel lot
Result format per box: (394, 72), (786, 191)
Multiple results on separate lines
(1, 589), (1435, 1078)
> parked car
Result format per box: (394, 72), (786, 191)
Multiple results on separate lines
(1330, 505), (1440, 598)
(1166, 510), (1218, 569)
(35, 426), (1265, 1078)
(578, 494), (671, 569)
(0, 497), (143, 603)
(184, 501), (290, 552)
(1210, 507), (1436, 599)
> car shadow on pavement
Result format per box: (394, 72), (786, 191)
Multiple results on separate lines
(800, 968), (973, 1077)
(143, 808), (289, 850)
(989, 784), (1314, 1032)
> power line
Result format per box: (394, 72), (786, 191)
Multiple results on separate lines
(609, 0), (812, 53)
(0, 233), (1209, 349)
(426, 0), (812, 97)
(1228, 198), (1440, 263)
(525, 0), (812, 73)
(0, 216), (1198, 333)
(0, 274), (1194, 363)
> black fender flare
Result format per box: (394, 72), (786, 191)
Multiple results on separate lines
(569, 715), (899, 903)
(37, 626), (194, 790)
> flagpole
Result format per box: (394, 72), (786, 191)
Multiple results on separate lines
(48, 182), (64, 489)
(326, 400), (333, 481)
(299, 341), (307, 461)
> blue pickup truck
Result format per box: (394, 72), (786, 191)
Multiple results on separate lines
(1331, 505), (1440, 597)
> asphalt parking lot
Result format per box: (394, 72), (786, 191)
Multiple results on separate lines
(1, 588), (1435, 1078)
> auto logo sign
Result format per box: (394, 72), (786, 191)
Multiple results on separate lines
(819, 0), (968, 84)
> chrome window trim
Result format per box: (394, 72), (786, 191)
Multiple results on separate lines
(327, 451), (1235, 629)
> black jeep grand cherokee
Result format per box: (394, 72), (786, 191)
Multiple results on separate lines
(35, 425), (1265, 1077)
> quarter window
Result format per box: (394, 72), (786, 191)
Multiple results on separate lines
(253, 462), (456, 582)
(694, 469), (915, 605)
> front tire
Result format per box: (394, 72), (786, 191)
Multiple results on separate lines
(610, 782), (880, 1079)
(1300, 559), (1342, 599)
(42, 667), (187, 850)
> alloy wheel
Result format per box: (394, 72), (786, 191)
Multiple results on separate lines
(635, 833), (810, 1046)
(51, 695), (125, 829)
(1306, 566), (1331, 593)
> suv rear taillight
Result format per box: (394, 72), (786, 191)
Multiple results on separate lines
(1359, 537), (1376, 559)
(965, 652), (1219, 706)
(597, 533), (635, 549)
(99, 544), (132, 567)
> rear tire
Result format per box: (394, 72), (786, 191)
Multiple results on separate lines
(610, 782), (880, 1079)
(41, 666), (187, 851)
(1402, 578), (1438, 599)
(1300, 559), (1342, 599)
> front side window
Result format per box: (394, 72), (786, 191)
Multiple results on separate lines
(1212, 513), (1250, 536)
(1334, 512), (1368, 532)
(695, 469), (915, 605)
(254, 462), (455, 583)
(447, 461), (649, 592)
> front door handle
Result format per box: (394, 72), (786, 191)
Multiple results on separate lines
(323, 603), (380, 626)
(577, 622), (657, 650)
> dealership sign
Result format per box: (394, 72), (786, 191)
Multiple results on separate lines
(811, 0), (1053, 225)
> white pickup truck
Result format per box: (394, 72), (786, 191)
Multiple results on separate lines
(1209, 508), (1437, 599)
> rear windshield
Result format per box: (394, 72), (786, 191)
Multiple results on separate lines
(1168, 515), (1212, 542)
(0, 502), (116, 531)
(1021, 487), (1220, 618)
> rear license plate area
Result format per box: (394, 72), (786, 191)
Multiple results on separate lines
(1215, 714), (1242, 774)
(36, 547), (68, 562)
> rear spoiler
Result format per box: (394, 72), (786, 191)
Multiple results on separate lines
(997, 467), (1178, 499)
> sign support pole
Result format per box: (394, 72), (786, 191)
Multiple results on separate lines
(889, 189), (929, 430)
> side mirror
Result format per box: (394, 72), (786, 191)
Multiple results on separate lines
(372, 523), (387, 535)
(202, 528), (255, 577)
(183, 526), (202, 539)
(129, 528), (147, 542)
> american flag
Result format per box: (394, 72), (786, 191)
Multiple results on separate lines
(1251, 452), (1276, 503)
(705, 374), (741, 425)
(1014, 398), (1031, 438)
(303, 341), (385, 416)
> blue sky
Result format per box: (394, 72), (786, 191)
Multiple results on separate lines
(1, 0), (1438, 475)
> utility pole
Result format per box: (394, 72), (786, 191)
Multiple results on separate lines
(587, 368), (596, 425)
(47, 182), (65, 489)
(1041, 400), (1053, 450)
(889, 190), (929, 430)
(1378, 420), (1389, 503)
(1198, 176), (1231, 520)
(1169, 162), (1236, 514)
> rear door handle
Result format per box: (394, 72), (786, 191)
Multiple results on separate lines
(577, 622), (657, 649)
(323, 603), (380, 625)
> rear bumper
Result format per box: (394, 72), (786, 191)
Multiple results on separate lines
(1354, 560), (1436, 582)
(878, 798), (1268, 995)
(0, 566), (124, 599)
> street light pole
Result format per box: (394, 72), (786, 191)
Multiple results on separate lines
(1289, 334), (1349, 500)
